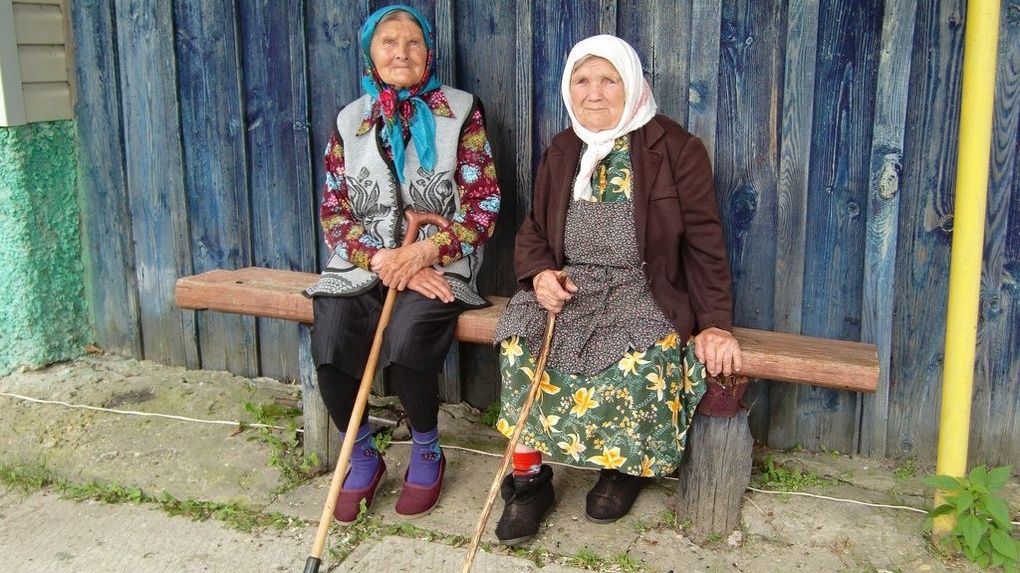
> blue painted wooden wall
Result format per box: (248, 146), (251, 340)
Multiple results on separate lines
(70, 0), (1020, 466)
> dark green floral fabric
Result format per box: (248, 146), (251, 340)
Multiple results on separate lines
(497, 335), (707, 477)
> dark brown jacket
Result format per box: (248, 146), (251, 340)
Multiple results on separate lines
(514, 115), (734, 340)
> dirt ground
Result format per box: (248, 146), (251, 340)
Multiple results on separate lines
(1, 353), (1017, 573)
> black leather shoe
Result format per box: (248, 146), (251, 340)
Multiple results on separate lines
(494, 464), (555, 546)
(585, 469), (648, 524)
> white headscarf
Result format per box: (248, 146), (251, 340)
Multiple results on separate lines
(561, 35), (658, 202)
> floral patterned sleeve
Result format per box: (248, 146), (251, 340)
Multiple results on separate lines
(428, 106), (501, 266)
(319, 132), (381, 270)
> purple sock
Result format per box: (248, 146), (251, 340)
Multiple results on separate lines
(407, 426), (442, 486)
(341, 424), (379, 490)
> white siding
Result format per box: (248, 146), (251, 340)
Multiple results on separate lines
(0, 0), (73, 126)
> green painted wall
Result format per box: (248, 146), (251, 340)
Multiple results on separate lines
(0, 121), (90, 376)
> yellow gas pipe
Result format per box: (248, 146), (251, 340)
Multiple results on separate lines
(932, 0), (1000, 537)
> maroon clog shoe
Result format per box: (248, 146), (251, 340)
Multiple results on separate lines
(394, 454), (445, 518)
(334, 457), (387, 524)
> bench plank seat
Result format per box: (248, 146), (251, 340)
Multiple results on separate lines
(175, 267), (878, 393)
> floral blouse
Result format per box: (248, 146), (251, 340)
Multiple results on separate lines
(318, 88), (500, 269)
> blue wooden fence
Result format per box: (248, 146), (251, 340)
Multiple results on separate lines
(70, 0), (1020, 466)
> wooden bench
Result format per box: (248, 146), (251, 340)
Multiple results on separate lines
(175, 266), (879, 538)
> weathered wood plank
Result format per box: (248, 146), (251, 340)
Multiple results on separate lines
(305, 0), (370, 268)
(174, 268), (879, 393)
(887, 0), (966, 461)
(434, 0), (455, 91)
(174, 0), (258, 377)
(533, 0), (600, 153)
(715, 0), (784, 440)
(174, 268), (318, 323)
(860, 0), (917, 458)
(448, 1), (518, 405)
(70, 0), (141, 357)
(970, 0), (1020, 468)
(687, 0), (722, 159)
(766, 0), (819, 450)
(114, 0), (197, 366)
(617, 0), (691, 123)
(239, 0), (316, 381)
(792, 0), (882, 453)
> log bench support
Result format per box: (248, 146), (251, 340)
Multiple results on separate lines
(175, 267), (880, 537)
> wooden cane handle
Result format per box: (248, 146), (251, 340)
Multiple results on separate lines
(402, 209), (450, 246)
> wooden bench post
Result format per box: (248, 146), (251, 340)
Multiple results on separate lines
(298, 324), (339, 471)
(675, 378), (753, 542)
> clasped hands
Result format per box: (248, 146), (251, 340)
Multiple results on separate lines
(531, 268), (742, 378)
(371, 239), (453, 302)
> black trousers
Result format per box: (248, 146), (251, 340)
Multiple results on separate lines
(310, 287), (466, 431)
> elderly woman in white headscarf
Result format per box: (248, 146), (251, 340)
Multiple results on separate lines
(491, 35), (742, 545)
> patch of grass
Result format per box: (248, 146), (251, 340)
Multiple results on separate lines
(325, 507), (472, 564)
(560, 547), (652, 572)
(2, 461), (299, 534)
(752, 456), (837, 492)
(62, 480), (149, 504)
(242, 399), (321, 493)
(565, 548), (603, 568)
(326, 501), (375, 563)
(894, 456), (917, 480)
(0, 460), (57, 491)
(59, 478), (298, 533)
(607, 551), (645, 571)
(323, 510), (657, 572)
(158, 493), (297, 533)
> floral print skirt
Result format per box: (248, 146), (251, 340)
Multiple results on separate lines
(497, 332), (707, 477)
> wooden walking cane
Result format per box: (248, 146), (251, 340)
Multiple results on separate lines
(461, 272), (565, 573)
(303, 209), (451, 573)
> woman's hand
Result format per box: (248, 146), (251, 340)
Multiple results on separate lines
(532, 269), (577, 314)
(693, 327), (743, 377)
(407, 268), (454, 302)
(371, 240), (440, 291)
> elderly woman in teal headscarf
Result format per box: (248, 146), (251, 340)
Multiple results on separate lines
(305, 5), (500, 522)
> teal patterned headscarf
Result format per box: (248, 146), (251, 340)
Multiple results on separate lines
(360, 5), (442, 184)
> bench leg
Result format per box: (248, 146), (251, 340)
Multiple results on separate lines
(299, 323), (340, 471)
(675, 409), (753, 542)
(439, 341), (462, 404)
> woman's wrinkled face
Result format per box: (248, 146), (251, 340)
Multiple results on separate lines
(370, 17), (427, 89)
(568, 56), (625, 132)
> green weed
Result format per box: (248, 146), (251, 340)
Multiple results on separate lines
(924, 465), (1019, 573)
(753, 456), (837, 492)
(242, 399), (321, 492)
(560, 547), (651, 572)
(56, 477), (296, 533)
(479, 402), (501, 428)
(894, 456), (918, 480)
(373, 426), (394, 453)
(0, 460), (57, 491)
(566, 548), (603, 568)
